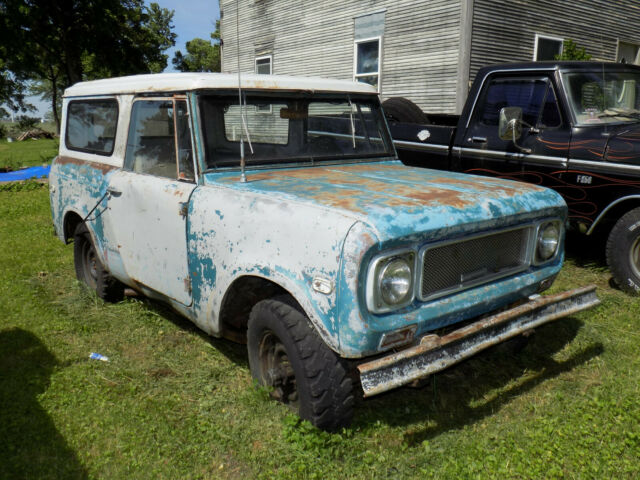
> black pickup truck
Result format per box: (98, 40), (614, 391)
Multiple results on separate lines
(390, 61), (640, 294)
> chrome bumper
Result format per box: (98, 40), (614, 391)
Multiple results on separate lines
(358, 285), (599, 397)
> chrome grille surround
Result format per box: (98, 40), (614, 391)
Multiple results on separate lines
(418, 225), (535, 302)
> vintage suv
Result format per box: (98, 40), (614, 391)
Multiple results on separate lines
(49, 73), (598, 430)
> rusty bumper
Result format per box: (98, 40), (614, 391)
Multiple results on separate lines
(357, 285), (599, 397)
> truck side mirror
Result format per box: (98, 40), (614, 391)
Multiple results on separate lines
(499, 107), (523, 140)
(498, 107), (531, 154)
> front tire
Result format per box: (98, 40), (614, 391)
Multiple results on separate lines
(247, 298), (354, 431)
(606, 207), (640, 294)
(73, 223), (124, 302)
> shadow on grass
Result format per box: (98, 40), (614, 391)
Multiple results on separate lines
(0, 328), (87, 480)
(134, 297), (249, 368)
(356, 317), (603, 444)
(565, 230), (608, 269)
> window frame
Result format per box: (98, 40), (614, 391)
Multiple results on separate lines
(255, 55), (273, 75)
(534, 34), (564, 61)
(124, 95), (197, 182)
(353, 36), (382, 92)
(65, 98), (119, 156)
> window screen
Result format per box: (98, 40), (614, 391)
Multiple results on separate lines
(66, 99), (118, 155)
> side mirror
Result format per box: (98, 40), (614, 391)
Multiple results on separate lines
(499, 107), (523, 140)
(498, 106), (531, 154)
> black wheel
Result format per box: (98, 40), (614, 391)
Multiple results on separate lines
(247, 298), (354, 431)
(606, 206), (640, 294)
(73, 223), (124, 302)
(382, 97), (429, 124)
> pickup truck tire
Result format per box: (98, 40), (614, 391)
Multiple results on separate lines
(247, 298), (354, 431)
(73, 223), (125, 302)
(382, 97), (429, 124)
(606, 207), (640, 294)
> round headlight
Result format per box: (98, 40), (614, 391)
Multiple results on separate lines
(537, 222), (560, 261)
(379, 257), (413, 305)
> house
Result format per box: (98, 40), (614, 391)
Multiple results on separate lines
(219, 0), (640, 114)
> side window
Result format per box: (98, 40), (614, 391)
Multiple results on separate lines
(125, 99), (194, 181)
(66, 99), (118, 155)
(475, 77), (561, 128)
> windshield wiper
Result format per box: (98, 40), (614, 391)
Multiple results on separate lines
(597, 109), (640, 120)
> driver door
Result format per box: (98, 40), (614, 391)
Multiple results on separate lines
(106, 96), (197, 305)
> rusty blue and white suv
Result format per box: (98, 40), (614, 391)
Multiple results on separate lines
(49, 73), (598, 430)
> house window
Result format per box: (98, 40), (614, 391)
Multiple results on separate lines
(354, 37), (381, 89)
(617, 41), (640, 65)
(534, 34), (563, 61)
(255, 55), (272, 75)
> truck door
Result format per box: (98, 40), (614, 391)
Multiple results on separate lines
(459, 75), (569, 188)
(106, 96), (197, 305)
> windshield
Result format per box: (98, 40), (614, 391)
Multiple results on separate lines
(562, 69), (640, 125)
(198, 92), (394, 170)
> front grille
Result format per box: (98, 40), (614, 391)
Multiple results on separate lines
(420, 227), (532, 300)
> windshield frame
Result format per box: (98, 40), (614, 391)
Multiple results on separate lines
(197, 90), (396, 172)
(560, 68), (640, 127)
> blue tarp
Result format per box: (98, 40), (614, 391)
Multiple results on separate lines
(0, 165), (50, 183)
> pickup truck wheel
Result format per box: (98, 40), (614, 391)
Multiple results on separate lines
(247, 298), (354, 431)
(606, 207), (640, 294)
(382, 97), (429, 124)
(73, 223), (124, 302)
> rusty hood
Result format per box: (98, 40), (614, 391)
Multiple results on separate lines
(206, 161), (566, 241)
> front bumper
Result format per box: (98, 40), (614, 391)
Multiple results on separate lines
(357, 285), (599, 397)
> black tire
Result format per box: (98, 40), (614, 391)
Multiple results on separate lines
(382, 97), (429, 124)
(73, 223), (124, 302)
(606, 206), (640, 294)
(247, 298), (354, 431)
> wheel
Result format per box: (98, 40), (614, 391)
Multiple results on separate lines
(606, 206), (640, 294)
(73, 223), (124, 302)
(382, 97), (429, 124)
(247, 298), (354, 431)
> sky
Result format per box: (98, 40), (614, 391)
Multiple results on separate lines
(25, 0), (220, 117)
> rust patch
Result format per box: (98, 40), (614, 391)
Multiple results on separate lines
(55, 155), (118, 174)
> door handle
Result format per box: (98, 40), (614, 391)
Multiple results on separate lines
(107, 186), (122, 197)
(471, 136), (487, 143)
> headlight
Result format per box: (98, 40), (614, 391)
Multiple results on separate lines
(536, 221), (561, 262)
(367, 251), (415, 312)
(380, 258), (413, 305)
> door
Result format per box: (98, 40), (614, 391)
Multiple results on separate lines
(107, 97), (197, 305)
(459, 75), (569, 189)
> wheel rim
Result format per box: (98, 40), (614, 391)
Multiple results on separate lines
(257, 330), (298, 406)
(82, 239), (98, 289)
(630, 235), (640, 280)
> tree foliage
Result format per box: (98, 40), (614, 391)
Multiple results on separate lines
(173, 21), (221, 72)
(0, 0), (177, 130)
(555, 39), (592, 61)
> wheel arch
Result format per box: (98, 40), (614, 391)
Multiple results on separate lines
(217, 275), (303, 344)
(587, 195), (640, 236)
(63, 210), (85, 243)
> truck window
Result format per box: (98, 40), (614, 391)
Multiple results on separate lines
(65, 99), (118, 155)
(475, 77), (561, 128)
(125, 99), (194, 181)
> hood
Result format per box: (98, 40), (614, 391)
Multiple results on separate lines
(606, 123), (640, 164)
(205, 161), (565, 241)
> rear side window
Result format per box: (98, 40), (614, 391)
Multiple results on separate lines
(66, 99), (118, 155)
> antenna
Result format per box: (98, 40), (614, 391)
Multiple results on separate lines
(236, 0), (247, 183)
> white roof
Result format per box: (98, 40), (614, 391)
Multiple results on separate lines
(63, 72), (378, 97)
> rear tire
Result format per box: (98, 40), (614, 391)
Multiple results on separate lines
(73, 223), (124, 302)
(247, 298), (354, 431)
(382, 97), (429, 124)
(606, 207), (640, 294)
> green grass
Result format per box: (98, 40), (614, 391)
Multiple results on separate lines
(0, 137), (59, 170)
(1, 185), (639, 479)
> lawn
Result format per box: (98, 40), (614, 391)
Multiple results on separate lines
(1, 183), (639, 479)
(0, 137), (59, 170)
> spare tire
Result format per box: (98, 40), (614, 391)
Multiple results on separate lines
(382, 97), (429, 124)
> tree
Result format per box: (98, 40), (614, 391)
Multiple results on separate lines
(173, 21), (221, 72)
(555, 39), (592, 61)
(0, 1), (177, 131)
